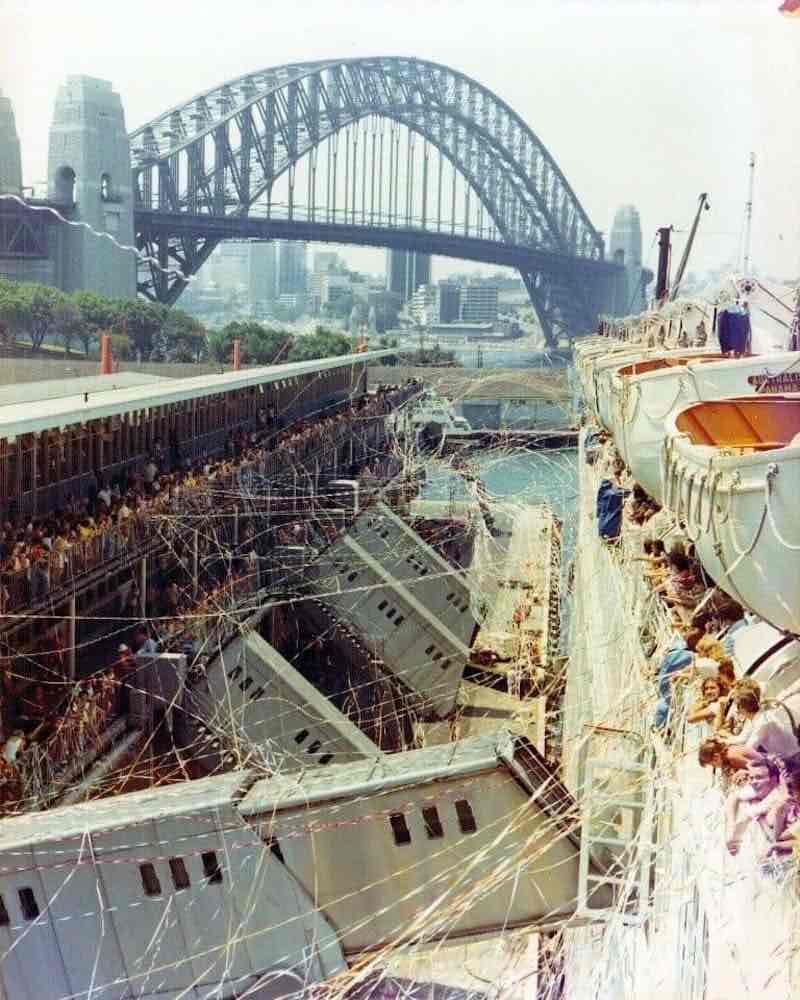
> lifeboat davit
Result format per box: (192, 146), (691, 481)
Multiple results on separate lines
(663, 394), (800, 633)
(611, 352), (800, 502)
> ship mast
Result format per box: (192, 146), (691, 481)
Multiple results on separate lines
(742, 152), (756, 276)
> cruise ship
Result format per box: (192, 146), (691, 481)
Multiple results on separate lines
(565, 277), (800, 999)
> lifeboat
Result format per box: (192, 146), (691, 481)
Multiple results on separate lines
(597, 348), (720, 436)
(663, 394), (800, 633)
(611, 352), (800, 501)
(577, 347), (660, 423)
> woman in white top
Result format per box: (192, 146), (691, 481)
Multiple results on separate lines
(687, 677), (723, 731)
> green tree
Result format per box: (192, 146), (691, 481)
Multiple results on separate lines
(286, 328), (351, 362)
(163, 309), (206, 362)
(206, 328), (229, 365)
(71, 290), (119, 357)
(0, 278), (25, 347)
(53, 297), (83, 355)
(114, 299), (166, 360)
(19, 283), (63, 352)
(208, 321), (292, 366)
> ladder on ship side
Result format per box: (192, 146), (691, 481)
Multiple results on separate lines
(576, 757), (654, 924)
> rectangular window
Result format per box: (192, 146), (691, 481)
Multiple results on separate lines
(394, 616), (405, 627)
(455, 799), (478, 834)
(389, 813), (412, 846)
(169, 857), (190, 891)
(250, 685), (265, 701)
(294, 729), (309, 744)
(318, 753), (334, 765)
(201, 851), (223, 885)
(239, 677), (254, 692)
(422, 806), (444, 839)
(227, 665), (243, 681)
(307, 740), (322, 753)
(378, 600), (388, 611)
(139, 863), (162, 897)
(425, 645), (435, 656)
(0, 895), (8, 926)
(18, 888), (39, 921)
(386, 608), (396, 620)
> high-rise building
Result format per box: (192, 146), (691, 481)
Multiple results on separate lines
(610, 205), (648, 313)
(460, 283), (498, 324)
(313, 251), (341, 273)
(385, 250), (431, 303)
(210, 242), (249, 290)
(0, 89), (22, 195)
(248, 241), (277, 305)
(437, 281), (461, 323)
(278, 241), (308, 295)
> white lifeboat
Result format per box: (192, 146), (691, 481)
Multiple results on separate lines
(612, 352), (799, 500)
(577, 347), (658, 423)
(663, 394), (800, 633)
(596, 347), (718, 435)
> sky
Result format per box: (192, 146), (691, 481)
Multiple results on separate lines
(1, 0), (799, 282)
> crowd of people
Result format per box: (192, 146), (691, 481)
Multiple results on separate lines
(0, 383), (420, 809)
(600, 442), (800, 872)
(0, 383), (419, 614)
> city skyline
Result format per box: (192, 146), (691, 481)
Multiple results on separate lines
(2, 1), (798, 283)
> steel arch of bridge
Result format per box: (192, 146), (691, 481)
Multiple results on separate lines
(130, 57), (621, 345)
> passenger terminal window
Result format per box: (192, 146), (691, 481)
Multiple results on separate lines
(389, 812), (412, 846)
(169, 857), (191, 891)
(455, 799), (478, 834)
(202, 851), (223, 884)
(18, 888), (39, 921)
(422, 806), (444, 839)
(139, 863), (162, 897)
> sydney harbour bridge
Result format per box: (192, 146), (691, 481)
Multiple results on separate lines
(130, 58), (624, 347)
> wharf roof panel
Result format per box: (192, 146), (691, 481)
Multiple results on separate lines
(240, 731), (507, 816)
(0, 371), (167, 408)
(0, 769), (251, 853)
(0, 350), (393, 439)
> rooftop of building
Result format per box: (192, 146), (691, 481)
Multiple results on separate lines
(0, 350), (393, 439)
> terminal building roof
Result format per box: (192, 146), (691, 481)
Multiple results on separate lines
(0, 350), (393, 439)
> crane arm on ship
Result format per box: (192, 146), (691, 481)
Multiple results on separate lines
(669, 192), (710, 301)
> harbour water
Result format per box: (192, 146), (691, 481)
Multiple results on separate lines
(421, 447), (579, 638)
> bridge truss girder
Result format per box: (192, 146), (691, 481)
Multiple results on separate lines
(130, 58), (619, 343)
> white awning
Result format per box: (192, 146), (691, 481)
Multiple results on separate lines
(0, 350), (394, 439)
